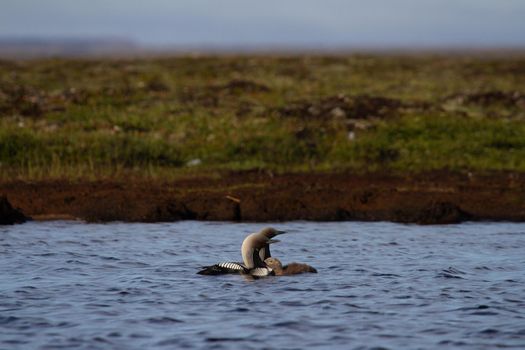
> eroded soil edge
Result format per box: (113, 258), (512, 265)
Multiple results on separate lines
(1, 171), (524, 225)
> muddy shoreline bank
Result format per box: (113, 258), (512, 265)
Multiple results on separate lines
(1, 171), (524, 225)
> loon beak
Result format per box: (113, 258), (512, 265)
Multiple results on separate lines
(275, 230), (286, 235)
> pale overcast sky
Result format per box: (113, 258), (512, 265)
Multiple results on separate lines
(1, 0), (524, 48)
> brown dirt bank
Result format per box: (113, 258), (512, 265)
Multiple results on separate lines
(1, 171), (524, 224)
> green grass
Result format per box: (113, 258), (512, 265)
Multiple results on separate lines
(329, 115), (525, 171)
(1, 54), (525, 179)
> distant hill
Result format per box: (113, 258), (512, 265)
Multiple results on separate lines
(0, 38), (140, 58)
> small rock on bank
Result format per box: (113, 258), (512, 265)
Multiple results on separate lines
(0, 196), (28, 225)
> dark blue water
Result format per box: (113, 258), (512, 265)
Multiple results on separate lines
(1, 221), (525, 350)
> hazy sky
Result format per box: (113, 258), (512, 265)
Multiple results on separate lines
(1, 0), (524, 48)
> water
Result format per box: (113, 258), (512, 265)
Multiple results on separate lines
(1, 221), (524, 350)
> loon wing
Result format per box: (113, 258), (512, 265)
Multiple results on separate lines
(197, 262), (246, 275)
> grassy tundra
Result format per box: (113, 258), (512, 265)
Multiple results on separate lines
(1, 54), (524, 180)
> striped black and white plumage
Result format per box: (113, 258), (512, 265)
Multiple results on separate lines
(197, 261), (275, 276)
(248, 266), (275, 277)
(197, 262), (246, 275)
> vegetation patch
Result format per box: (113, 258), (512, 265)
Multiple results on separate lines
(0, 54), (524, 179)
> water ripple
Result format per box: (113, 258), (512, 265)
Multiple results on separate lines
(1, 221), (524, 350)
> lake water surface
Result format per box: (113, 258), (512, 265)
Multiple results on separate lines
(1, 221), (525, 349)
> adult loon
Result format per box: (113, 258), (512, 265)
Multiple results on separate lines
(264, 257), (317, 275)
(197, 227), (286, 276)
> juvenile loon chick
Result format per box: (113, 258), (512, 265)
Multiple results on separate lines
(264, 257), (317, 275)
(197, 227), (285, 276)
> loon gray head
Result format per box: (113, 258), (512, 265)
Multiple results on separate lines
(241, 227), (285, 269)
(257, 227), (286, 261)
